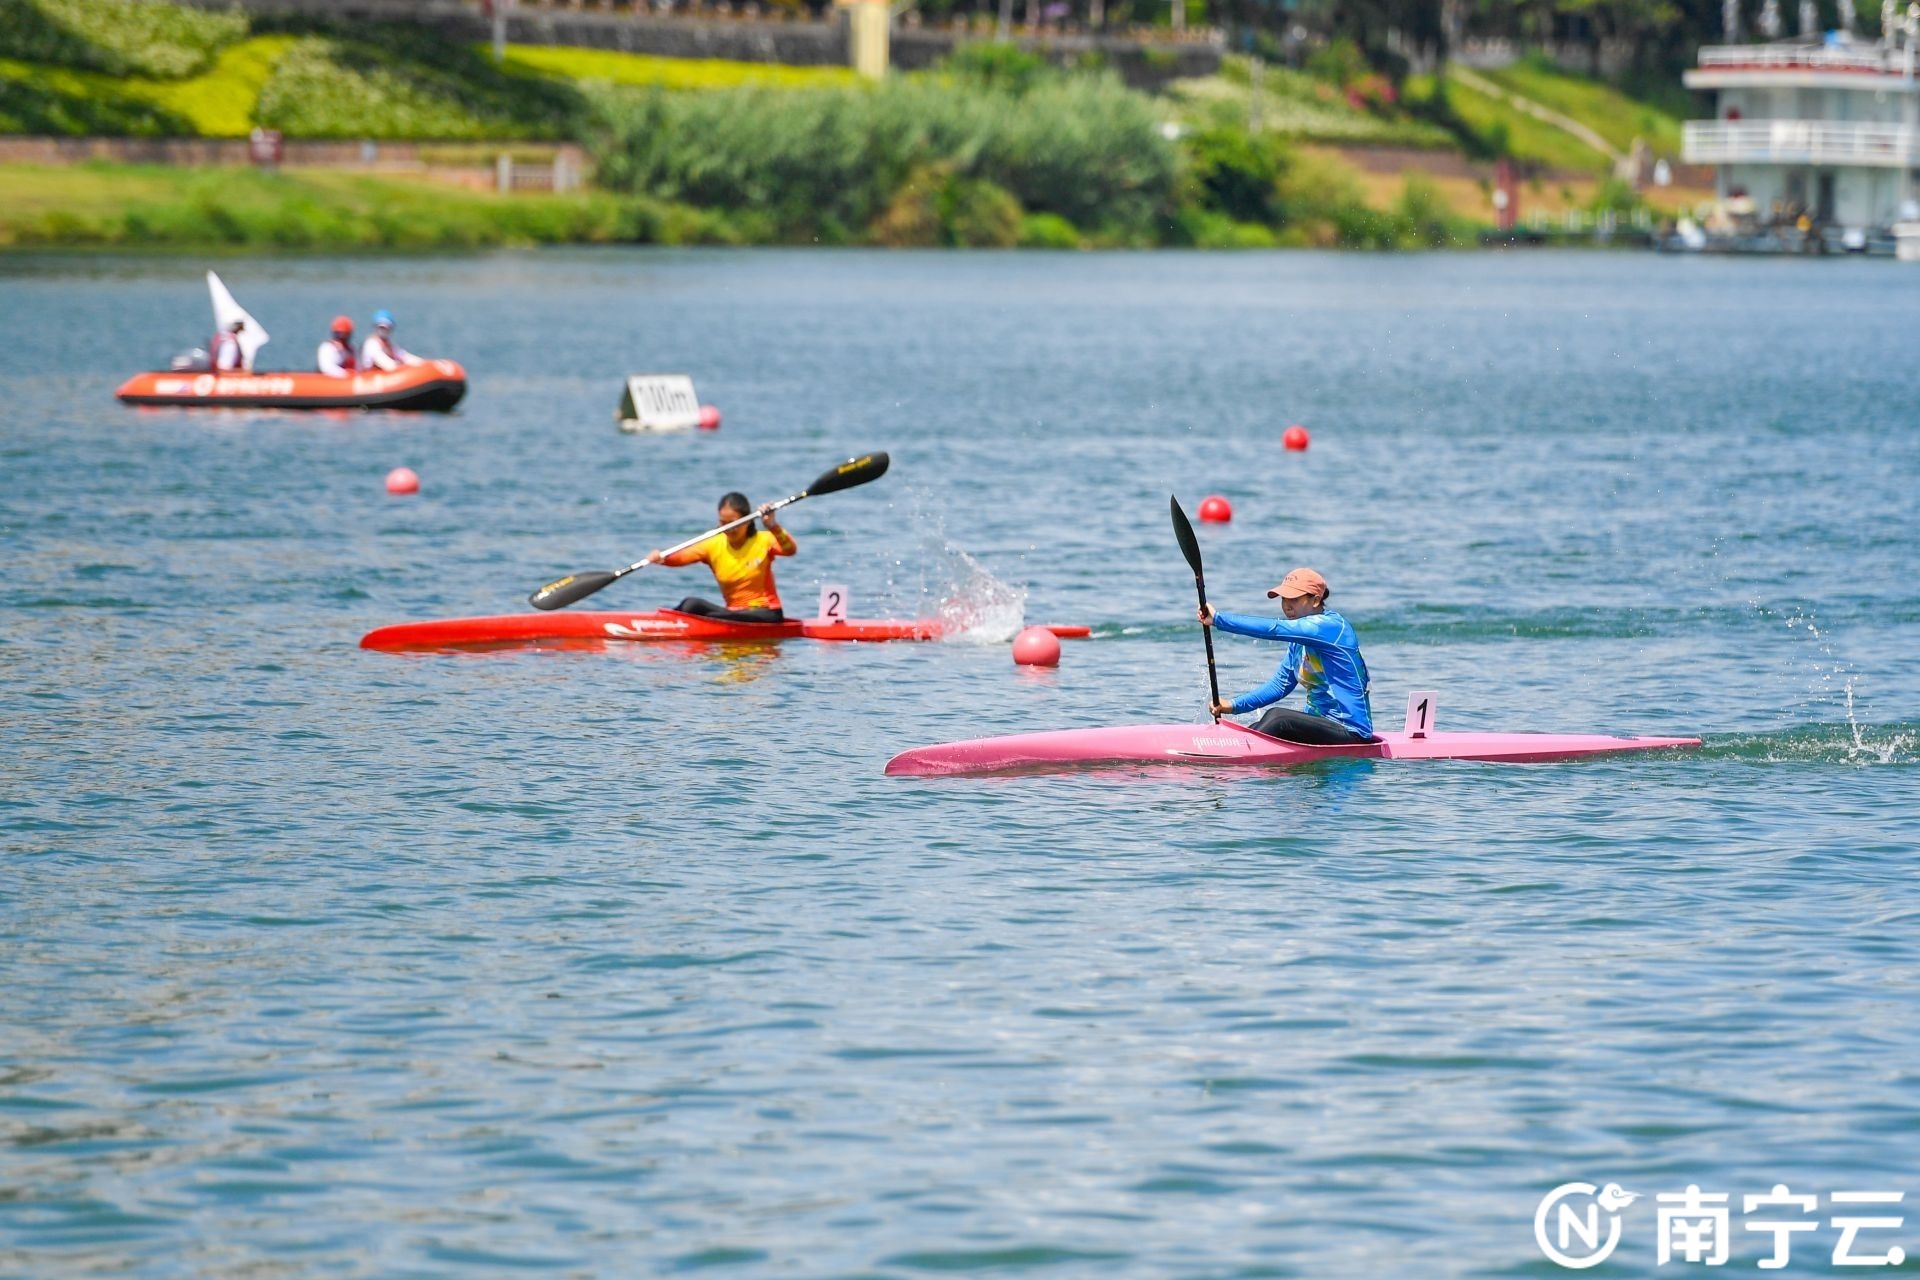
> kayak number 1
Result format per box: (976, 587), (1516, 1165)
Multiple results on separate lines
(817, 584), (849, 624)
(1405, 690), (1438, 738)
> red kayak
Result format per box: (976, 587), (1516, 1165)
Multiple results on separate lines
(361, 608), (1091, 651)
(116, 360), (466, 411)
(885, 720), (1701, 777)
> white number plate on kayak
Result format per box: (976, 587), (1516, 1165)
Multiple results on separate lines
(817, 584), (849, 623)
(1405, 690), (1438, 738)
(617, 374), (701, 432)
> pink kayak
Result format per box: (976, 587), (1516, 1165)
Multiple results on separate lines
(884, 721), (1701, 777)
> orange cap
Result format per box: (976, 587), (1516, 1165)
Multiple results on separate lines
(1267, 567), (1329, 600)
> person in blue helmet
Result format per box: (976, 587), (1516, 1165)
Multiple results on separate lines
(359, 309), (421, 372)
(1198, 566), (1376, 745)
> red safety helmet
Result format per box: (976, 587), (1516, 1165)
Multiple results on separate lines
(329, 315), (353, 336)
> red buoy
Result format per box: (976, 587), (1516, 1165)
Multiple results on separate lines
(1197, 494), (1232, 523)
(1012, 625), (1062, 667)
(698, 405), (722, 431)
(385, 466), (420, 495)
(1283, 424), (1310, 451)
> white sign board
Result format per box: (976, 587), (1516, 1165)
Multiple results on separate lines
(1404, 690), (1438, 738)
(816, 584), (850, 623)
(617, 374), (701, 433)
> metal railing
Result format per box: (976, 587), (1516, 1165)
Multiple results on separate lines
(1683, 119), (1920, 165)
(1695, 44), (1898, 74)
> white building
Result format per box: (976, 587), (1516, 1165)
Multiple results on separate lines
(1683, 31), (1920, 232)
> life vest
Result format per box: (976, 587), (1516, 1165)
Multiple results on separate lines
(322, 337), (356, 373)
(209, 332), (243, 370)
(361, 332), (400, 369)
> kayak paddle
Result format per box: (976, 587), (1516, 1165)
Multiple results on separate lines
(528, 451), (891, 610)
(1170, 495), (1223, 723)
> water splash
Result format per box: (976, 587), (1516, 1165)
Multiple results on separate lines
(932, 546), (1028, 645)
(1753, 600), (1861, 719)
(1840, 683), (1913, 764)
(871, 486), (1027, 644)
(1700, 718), (1917, 766)
(1729, 601), (1911, 761)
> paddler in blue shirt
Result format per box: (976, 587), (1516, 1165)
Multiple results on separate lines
(1198, 567), (1376, 745)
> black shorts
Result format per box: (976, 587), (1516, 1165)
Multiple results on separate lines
(1249, 706), (1375, 746)
(673, 596), (785, 625)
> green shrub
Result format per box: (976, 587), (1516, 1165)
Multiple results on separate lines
(1305, 37), (1369, 88)
(937, 41), (1052, 94)
(590, 76), (1177, 239)
(1588, 175), (1640, 214)
(1392, 173), (1458, 247)
(872, 164), (1023, 247)
(1019, 211), (1080, 248)
(1186, 125), (1288, 225)
(255, 31), (582, 139)
(944, 174), (1022, 246)
(0, 0), (248, 77)
(1171, 207), (1277, 248)
(871, 166), (943, 246)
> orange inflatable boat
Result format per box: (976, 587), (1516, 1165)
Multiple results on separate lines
(116, 360), (466, 412)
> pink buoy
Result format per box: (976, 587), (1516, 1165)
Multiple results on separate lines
(698, 405), (722, 431)
(1197, 494), (1232, 523)
(385, 467), (419, 495)
(1283, 424), (1310, 451)
(1011, 625), (1062, 668)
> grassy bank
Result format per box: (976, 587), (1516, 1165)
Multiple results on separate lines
(3, 0), (1710, 250)
(0, 153), (1490, 252)
(0, 163), (759, 249)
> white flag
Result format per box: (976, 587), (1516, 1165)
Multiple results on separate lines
(207, 270), (269, 370)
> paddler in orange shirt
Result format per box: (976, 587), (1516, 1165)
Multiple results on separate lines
(645, 491), (796, 623)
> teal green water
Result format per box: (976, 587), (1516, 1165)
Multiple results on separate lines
(2, 249), (1917, 1278)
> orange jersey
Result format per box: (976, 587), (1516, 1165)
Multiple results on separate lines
(668, 528), (794, 610)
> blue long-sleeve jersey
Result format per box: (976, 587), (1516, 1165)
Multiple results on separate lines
(1212, 608), (1374, 737)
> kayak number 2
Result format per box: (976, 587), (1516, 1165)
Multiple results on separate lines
(817, 584), (849, 624)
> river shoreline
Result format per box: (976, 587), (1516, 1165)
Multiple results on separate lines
(0, 161), (1676, 253)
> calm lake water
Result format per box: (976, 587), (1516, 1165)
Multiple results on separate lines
(3, 249), (1917, 1278)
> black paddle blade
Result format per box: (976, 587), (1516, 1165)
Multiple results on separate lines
(804, 451), (889, 498)
(1170, 495), (1205, 578)
(528, 569), (618, 611)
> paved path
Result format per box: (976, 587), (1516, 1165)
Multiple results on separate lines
(1451, 66), (1624, 164)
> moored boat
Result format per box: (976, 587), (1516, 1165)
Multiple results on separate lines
(360, 608), (1090, 651)
(884, 721), (1701, 777)
(116, 360), (467, 412)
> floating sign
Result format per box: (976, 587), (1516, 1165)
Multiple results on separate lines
(617, 375), (702, 433)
